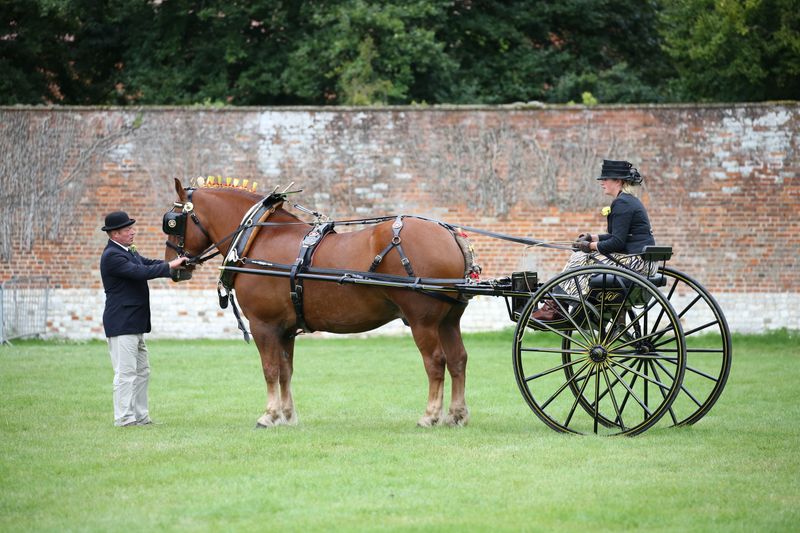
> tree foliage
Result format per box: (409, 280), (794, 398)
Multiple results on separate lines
(660, 0), (800, 101)
(0, 0), (797, 105)
(280, 1), (455, 105)
(0, 0), (75, 104)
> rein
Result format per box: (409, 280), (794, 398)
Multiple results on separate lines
(251, 213), (575, 251)
(166, 189), (576, 266)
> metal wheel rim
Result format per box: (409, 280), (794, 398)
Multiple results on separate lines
(656, 267), (732, 426)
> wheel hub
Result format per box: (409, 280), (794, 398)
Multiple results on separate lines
(636, 340), (656, 355)
(589, 345), (608, 363)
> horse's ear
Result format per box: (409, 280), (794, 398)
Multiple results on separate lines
(174, 178), (188, 202)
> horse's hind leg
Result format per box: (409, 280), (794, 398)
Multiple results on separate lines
(440, 305), (469, 426)
(409, 324), (446, 427)
(252, 322), (297, 428)
(278, 334), (297, 424)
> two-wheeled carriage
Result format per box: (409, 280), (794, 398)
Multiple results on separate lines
(505, 250), (731, 436)
(164, 179), (730, 434)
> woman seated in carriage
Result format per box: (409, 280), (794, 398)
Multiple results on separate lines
(533, 159), (656, 321)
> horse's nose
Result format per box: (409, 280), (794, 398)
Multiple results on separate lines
(170, 268), (193, 282)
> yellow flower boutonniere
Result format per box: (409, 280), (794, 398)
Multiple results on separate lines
(601, 206), (611, 217)
(129, 244), (137, 254)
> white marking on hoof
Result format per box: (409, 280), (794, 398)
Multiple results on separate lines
(416, 415), (441, 428)
(443, 408), (470, 427)
(255, 412), (284, 428)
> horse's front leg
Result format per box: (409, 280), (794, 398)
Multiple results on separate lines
(252, 323), (296, 428)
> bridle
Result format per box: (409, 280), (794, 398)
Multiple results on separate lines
(163, 189), (224, 266)
(164, 187), (297, 270)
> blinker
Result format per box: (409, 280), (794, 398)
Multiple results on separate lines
(163, 210), (187, 235)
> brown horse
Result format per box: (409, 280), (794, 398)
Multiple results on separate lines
(164, 179), (472, 428)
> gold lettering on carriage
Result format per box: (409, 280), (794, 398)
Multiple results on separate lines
(602, 292), (618, 302)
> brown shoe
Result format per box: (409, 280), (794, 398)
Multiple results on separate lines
(532, 299), (563, 321)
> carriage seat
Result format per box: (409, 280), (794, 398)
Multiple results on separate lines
(588, 272), (666, 289)
(640, 245), (672, 262)
(587, 246), (672, 290)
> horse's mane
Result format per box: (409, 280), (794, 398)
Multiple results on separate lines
(193, 175), (262, 199)
(192, 176), (303, 222)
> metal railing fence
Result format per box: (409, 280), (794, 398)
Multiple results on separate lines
(1, 276), (50, 344)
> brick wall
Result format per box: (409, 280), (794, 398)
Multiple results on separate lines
(1, 103), (797, 338)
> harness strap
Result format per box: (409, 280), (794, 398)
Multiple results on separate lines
(289, 222), (335, 333)
(229, 292), (250, 343)
(186, 190), (213, 242)
(368, 216), (415, 276)
(418, 289), (468, 307)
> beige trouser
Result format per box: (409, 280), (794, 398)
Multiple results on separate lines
(108, 334), (150, 426)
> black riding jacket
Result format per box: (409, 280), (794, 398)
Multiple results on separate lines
(597, 192), (655, 255)
(100, 241), (171, 337)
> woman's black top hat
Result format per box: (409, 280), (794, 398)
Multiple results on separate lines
(102, 211), (136, 232)
(596, 159), (643, 184)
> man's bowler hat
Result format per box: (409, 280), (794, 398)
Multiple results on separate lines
(102, 211), (136, 232)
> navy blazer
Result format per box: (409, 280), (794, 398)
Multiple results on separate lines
(100, 241), (171, 337)
(597, 193), (655, 255)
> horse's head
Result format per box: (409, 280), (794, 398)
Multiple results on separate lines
(163, 178), (213, 282)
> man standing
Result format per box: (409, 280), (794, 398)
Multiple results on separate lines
(100, 211), (187, 427)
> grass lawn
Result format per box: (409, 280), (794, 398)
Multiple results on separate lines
(1, 330), (799, 531)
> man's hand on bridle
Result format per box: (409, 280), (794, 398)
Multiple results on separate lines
(168, 256), (189, 269)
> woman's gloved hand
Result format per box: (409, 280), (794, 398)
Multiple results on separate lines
(572, 239), (592, 253)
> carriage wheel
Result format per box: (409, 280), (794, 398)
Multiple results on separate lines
(651, 267), (732, 426)
(556, 267), (731, 429)
(512, 266), (687, 436)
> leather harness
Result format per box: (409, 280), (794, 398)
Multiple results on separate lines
(167, 192), (482, 343)
(216, 194), (286, 341)
(369, 216), (415, 276)
(288, 222), (335, 333)
(212, 199), (477, 338)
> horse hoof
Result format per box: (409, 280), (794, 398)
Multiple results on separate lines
(255, 413), (283, 428)
(416, 416), (440, 428)
(443, 409), (470, 427)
